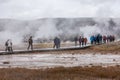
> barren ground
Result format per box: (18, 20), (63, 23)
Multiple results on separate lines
(0, 41), (120, 80)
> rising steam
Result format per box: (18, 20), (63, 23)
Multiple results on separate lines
(0, 18), (120, 44)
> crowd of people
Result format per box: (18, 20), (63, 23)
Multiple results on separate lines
(90, 34), (115, 45)
(5, 36), (34, 53)
(4, 36), (61, 53)
(74, 36), (88, 47)
(4, 34), (116, 52)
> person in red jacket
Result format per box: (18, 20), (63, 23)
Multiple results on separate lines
(84, 37), (88, 46)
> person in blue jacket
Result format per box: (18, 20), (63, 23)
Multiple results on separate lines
(90, 35), (95, 44)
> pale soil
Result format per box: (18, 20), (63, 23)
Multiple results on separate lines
(0, 41), (120, 80)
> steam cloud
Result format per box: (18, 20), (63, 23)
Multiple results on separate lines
(0, 18), (120, 44)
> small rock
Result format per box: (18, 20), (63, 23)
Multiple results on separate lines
(113, 59), (116, 61)
(3, 61), (10, 64)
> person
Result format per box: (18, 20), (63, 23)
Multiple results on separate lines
(27, 36), (33, 50)
(103, 35), (106, 43)
(81, 37), (84, 46)
(107, 35), (110, 43)
(99, 34), (102, 44)
(53, 37), (61, 49)
(90, 35), (94, 44)
(94, 35), (97, 44)
(74, 36), (78, 46)
(58, 37), (61, 48)
(5, 39), (13, 52)
(79, 36), (82, 47)
(96, 34), (100, 44)
(84, 37), (87, 46)
(109, 35), (112, 42)
(5, 40), (9, 51)
(112, 35), (115, 42)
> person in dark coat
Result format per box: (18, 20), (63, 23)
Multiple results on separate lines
(5, 39), (13, 52)
(5, 39), (9, 51)
(81, 37), (84, 46)
(27, 36), (33, 50)
(99, 34), (102, 44)
(53, 37), (61, 49)
(74, 36), (78, 46)
(96, 34), (100, 44)
(112, 35), (115, 42)
(58, 38), (61, 48)
(79, 36), (82, 47)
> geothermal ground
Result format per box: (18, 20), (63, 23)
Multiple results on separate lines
(0, 53), (120, 69)
(0, 41), (120, 80)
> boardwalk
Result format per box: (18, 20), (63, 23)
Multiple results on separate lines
(0, 45), (91, 55)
